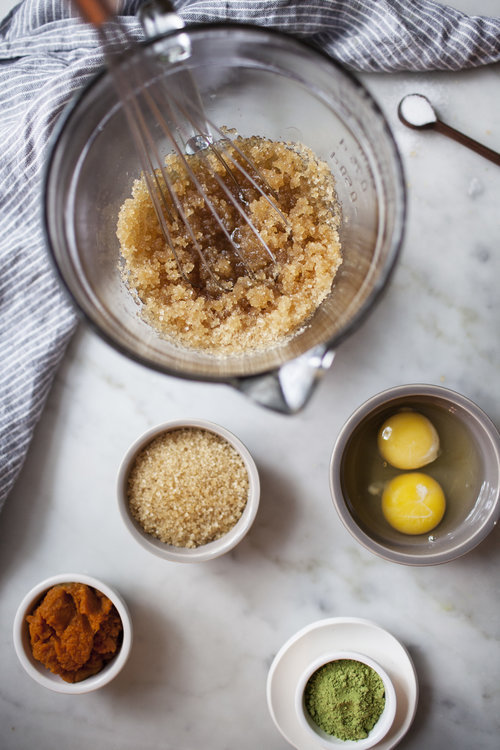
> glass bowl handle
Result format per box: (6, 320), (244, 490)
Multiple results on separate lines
(233, 346), (336, 414)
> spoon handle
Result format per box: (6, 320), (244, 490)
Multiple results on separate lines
(433, 120), (500, 167)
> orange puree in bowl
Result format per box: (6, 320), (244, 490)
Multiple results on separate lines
(26, 583), (123, 683)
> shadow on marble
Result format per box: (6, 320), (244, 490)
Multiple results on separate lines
(0, 447), (56, 588)
(456, 516), (500, 564)
(102, 596), (177, 705)
(240, 460), (302, 553)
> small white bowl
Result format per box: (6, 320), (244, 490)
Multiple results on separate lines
(295, 650), (397, 749)
(13, 573), (132, 694)
(117, 419), (260, 562)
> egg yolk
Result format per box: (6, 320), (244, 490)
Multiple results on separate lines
(382, 472), (446, 535)
(377, 411), (439, 470)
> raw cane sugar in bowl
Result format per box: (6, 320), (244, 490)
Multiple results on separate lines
(13, 574), (132, 694)
(116, 137), (343, 356)
(295, 651), (396, 749)
(117, 419), (260, 562)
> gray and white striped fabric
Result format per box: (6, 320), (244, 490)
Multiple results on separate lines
(1, 0), (499, 511)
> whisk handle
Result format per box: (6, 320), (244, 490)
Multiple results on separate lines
(71, 0), (115, 26)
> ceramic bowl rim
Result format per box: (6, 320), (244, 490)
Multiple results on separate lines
(330, 383), (500, 566)
(295, 649), (397, 749)
(12, 573), (133, 694)
(117, 418), (260, 562)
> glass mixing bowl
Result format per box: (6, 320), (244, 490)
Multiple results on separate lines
(44, 16), (405, 413)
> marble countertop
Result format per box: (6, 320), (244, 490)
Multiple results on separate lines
(1, 1), (499, 748)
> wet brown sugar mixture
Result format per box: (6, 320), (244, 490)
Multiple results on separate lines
(116, 137), (342, 353)
(26, 583), (123, 683)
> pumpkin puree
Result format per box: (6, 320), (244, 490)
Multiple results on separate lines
(26, 583), (123, 683)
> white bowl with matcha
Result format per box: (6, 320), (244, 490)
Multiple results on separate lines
(295, 650), (397, 749)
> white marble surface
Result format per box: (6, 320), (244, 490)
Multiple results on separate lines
(1, 1), (500, 748)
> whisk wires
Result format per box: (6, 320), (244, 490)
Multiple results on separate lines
(71, 0), (288, 292)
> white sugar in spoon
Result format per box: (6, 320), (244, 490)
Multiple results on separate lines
(398, 93), (500, 167)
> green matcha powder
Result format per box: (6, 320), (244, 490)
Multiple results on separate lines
(304, 659), (386, 741)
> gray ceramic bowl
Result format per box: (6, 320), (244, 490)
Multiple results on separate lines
(330, 384), (500, 566)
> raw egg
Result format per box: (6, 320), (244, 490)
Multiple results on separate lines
(382, 472), (446, 535)
(378, 411), (439, 470)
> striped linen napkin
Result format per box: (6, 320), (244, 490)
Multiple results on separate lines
(1, 0), (499, 511)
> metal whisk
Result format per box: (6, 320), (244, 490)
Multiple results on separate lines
(72, 0), (288, 291)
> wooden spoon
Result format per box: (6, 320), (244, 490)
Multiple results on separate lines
(398, 93), (500, 167)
